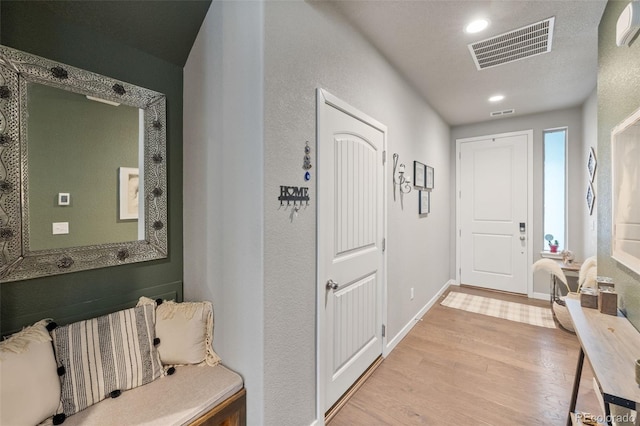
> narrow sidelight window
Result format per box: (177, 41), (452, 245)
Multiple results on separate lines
(543, 128), (567, 251)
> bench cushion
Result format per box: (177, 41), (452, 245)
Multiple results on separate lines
(60, 364), (243, 426)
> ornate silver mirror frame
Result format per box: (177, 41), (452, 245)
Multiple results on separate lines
(0, 45), (168, 282)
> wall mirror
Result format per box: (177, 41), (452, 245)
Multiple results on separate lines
(611, 106), (640, 276)
(0, 45), (167, 282)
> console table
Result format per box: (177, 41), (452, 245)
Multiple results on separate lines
(566, 298), (640, 425)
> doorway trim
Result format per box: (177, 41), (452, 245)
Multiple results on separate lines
(315, 88), (388, 425)
(455, 130), (534, 297)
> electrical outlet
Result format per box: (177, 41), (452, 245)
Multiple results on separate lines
(410, 287), (414, 300)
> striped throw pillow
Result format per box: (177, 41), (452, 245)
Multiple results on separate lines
(51, 305), (163, 417)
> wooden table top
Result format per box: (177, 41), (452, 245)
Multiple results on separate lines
(557, 260), (581, 272)
(566, 298), (640, 408)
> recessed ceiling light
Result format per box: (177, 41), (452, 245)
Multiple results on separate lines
(465, 19), (489, 34)
(489, 95), (505, 102)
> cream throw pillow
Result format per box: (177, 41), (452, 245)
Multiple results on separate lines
(0, 320), (61, 426)
(137, 297), (221, 366)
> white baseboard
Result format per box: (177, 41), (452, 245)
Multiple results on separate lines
(383, 280), (453, 356)
(309, 420), (319, 426)
(532, 292), (550, 301)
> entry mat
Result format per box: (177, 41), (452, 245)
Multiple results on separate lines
(441, 291), (556, 329)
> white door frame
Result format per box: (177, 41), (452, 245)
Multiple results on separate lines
(316, 88), (387, 424)
(455, 130), (534, 297)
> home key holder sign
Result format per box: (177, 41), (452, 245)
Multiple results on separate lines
(278, 185), (310, 207)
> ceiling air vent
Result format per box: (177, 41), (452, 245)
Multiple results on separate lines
(469, 17), (555, 70)
(490, 109), (515, 118)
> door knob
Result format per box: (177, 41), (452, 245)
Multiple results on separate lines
(326, 279), (338, 290)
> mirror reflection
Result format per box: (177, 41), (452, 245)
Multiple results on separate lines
(612, 109), (640, 275)
(27, 83), (144, 251)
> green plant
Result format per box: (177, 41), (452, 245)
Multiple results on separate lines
(544, 234), (555, 248)
(544, 234), (559, 247)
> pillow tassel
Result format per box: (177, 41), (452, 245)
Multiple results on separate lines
(204, 308), (221, 367)
(0, 319), (53, 356)
(160, 301), (199, 320)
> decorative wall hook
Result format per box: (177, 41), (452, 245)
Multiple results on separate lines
(303, 141), (312, 181)
(303, 141), (312, 170)
(278, 185), (310, 207)
(393, 153), (412, 202)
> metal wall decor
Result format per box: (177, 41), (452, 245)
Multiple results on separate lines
(392, 153), (412, 201)
(303, 141), (312, 181)
(278, 185), (310, 207)
(586, 181), (595, 216)
(392, 153), (413, 210)
(587, 147), (597, 182)
(0, 45), (168, 282)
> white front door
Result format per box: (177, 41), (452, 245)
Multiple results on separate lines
(457, 131), (532, 294)
(317, 89), (386, 414)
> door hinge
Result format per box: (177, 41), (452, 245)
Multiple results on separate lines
(382, 150), (387, 164)
(382, 324), (386, 338)
(459, 229), (461, 237)
(459, 152), (461, 160)
(382, 238), (386, 252)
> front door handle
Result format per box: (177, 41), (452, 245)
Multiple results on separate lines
(326, 279), (338, 290)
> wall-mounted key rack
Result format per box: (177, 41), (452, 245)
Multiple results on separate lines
(278, 185), (310, 207)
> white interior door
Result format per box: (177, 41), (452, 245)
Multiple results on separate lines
(458, 132), (531, 294)
(317, 89), (385, 413)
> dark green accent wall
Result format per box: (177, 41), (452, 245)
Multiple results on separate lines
(28, 84), (139, 250)
(598, 0), (640, 329)
(0, 2), (183, 335)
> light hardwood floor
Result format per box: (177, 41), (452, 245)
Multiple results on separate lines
(329, 286), (601, 425)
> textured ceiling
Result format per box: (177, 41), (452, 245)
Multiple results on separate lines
(3, 1), (605, 124)
(15, 0), (212, 67)
(330, 0), (607, 126)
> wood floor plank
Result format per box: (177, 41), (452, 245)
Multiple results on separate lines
(329, 286), (602, 425)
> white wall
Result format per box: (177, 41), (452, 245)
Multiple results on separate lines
(581, 89), (598, 258)
(183, 2), (265, 424)
(451, 106), (585, 295)
(183, 3), (597, 424)
(263, 2), (451, 424)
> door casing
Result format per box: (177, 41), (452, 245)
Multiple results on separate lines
(455, 130), (534, 297)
